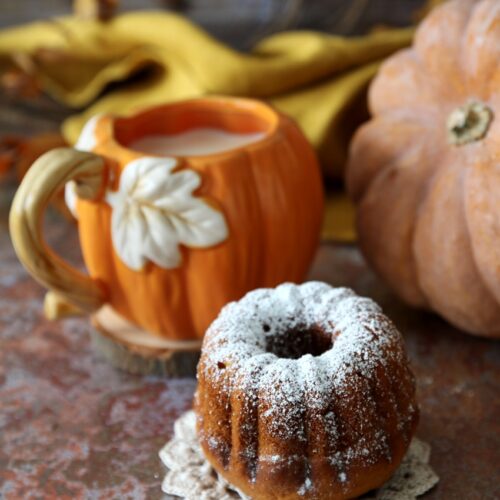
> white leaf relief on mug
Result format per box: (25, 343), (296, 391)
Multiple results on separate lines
(105, 156), (228, 271)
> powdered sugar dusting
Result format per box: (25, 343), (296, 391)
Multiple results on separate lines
(196, 282), (418, 498)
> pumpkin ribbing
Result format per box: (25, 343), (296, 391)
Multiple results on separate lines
(346, 0), (500, 338)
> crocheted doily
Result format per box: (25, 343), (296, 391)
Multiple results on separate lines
(159, 411), (439, 500)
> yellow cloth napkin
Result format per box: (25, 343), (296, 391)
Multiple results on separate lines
(0, 13), (413, 240)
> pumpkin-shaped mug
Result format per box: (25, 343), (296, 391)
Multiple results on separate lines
(9, 97), (324, 370)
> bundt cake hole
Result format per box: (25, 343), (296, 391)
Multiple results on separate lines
(264, 325), (333, 359)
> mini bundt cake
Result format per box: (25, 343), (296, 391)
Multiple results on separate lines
(195, 282), (418, 500)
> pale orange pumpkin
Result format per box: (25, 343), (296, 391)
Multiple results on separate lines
(346, 0), (500, 338)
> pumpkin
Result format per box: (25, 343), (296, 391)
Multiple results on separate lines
(346, 0), (500, 337)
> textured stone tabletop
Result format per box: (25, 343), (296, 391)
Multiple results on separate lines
(0, 195), (499, 498)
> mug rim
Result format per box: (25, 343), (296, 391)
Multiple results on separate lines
(107, 96), (282, 162)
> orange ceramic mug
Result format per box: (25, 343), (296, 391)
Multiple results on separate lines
(9, 97), (324, 352)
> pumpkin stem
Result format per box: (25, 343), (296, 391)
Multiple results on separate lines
(447, 101), (494, 146)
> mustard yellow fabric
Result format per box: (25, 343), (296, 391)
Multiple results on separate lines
(0, 12), (413, 240)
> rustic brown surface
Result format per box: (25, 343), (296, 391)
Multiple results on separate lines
(0, 201), (499, 499)
(1, 1), (499, 499)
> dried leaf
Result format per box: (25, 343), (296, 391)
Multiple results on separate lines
(0, 133), (73, 219)
(0, 136), (22, 176)
(15, 133), (68, 180)
(0, 69), (41, 99)
(1, 45), (77, 99)
(1, 52), (40, 99)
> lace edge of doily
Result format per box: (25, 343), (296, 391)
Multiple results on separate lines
(159, 410), (439, 500)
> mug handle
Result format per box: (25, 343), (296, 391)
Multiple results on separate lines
(9, 147), (108, 320)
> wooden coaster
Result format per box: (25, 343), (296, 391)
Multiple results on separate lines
(90, 306), (201, 377)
